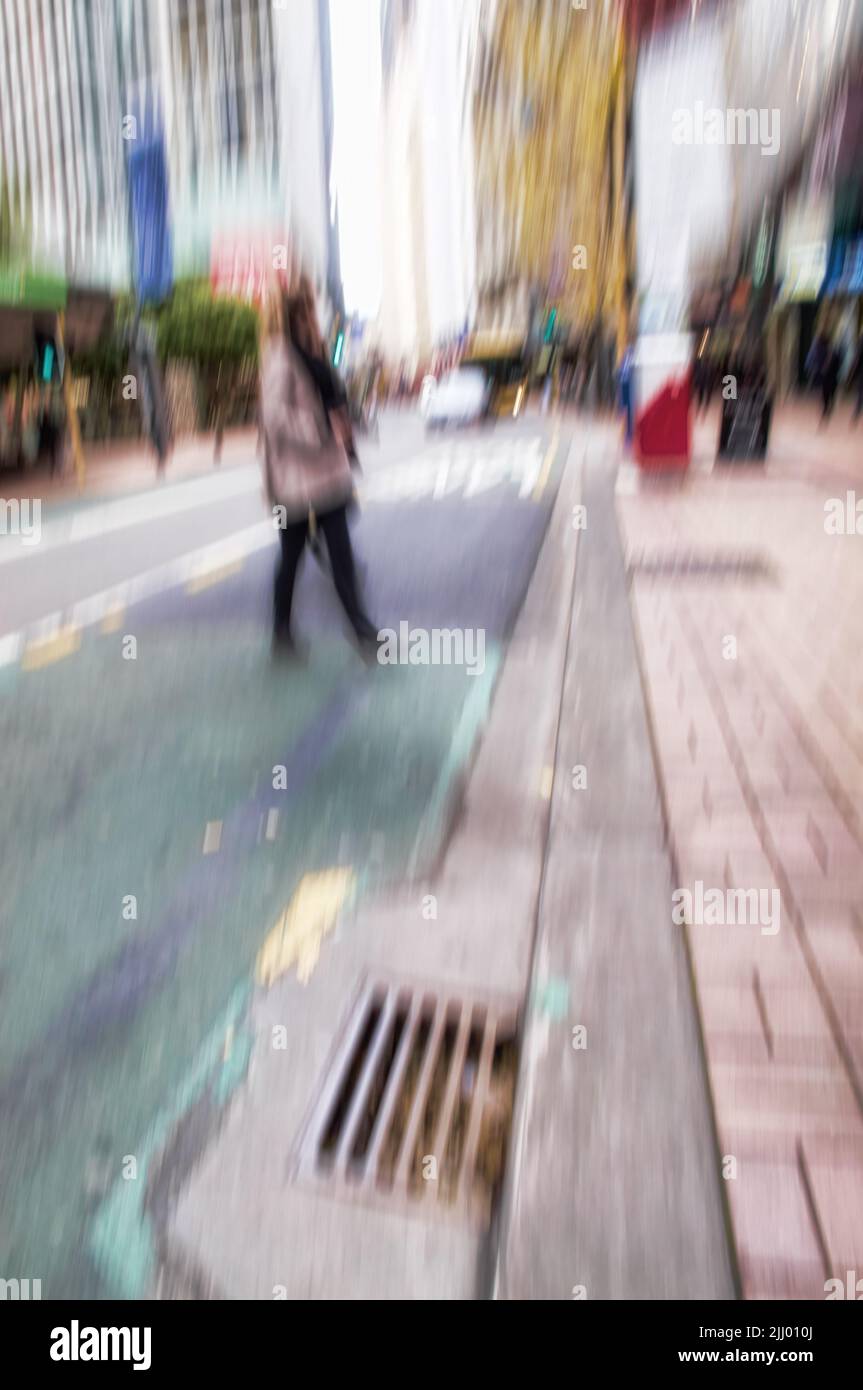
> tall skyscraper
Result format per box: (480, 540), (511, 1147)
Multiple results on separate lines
(0, 0), (132, 283)
(377, 0), (480, 363)
(0, 0), (338, 298)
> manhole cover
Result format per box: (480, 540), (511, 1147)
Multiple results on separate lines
(292, 975), (520, 1226)
(628, 550), (773, 582)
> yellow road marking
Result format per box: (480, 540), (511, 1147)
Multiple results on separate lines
(532, 425), (560, 502)
(256, 867), (355, 988)
(100, 605), (125, 634)
(22, 626), (81, 671)
(186, 558), (243, 595)
(203, 821), (222, 855)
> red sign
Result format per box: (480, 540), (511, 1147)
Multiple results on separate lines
(210, 231), (292, 304)
(627, 0), (726, 40)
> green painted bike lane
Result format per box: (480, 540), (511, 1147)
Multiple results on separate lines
(0, 617), (500, 1297)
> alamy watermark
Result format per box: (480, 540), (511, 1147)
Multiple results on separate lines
(0, 497), (41, 546)
(377, 623), (485, 677)
(824, 492), (863, 535)
(672, 103), (780, 157)
(0, 1276), (41, 1299)
(50, 1322), (151, 1371)
(825, 1271), (863, 1299)
(672, 880), (781, 936)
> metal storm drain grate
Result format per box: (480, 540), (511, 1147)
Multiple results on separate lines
(628, 550), (774, 583)
(293, 977), (520, 1226)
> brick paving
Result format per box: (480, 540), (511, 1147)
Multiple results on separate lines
(617, 399), (863, 1300)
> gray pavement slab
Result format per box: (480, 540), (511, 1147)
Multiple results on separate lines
(495, 443), (736, 1301)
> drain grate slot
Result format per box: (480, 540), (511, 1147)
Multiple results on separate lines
(441, 1014), (485, 1199)
(347, 997), (409, 1167)
(395, 1001), (449, 1192)
(294, 977), (520, 1224)
(318, 989), (385, 1167)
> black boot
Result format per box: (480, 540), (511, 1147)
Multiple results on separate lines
(271, 628), (306, 664)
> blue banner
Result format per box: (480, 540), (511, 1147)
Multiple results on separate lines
(127, 118), (173, 303)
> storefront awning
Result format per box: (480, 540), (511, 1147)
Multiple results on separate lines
(0, 272), (112, 371)
(0, 267), (67, 311)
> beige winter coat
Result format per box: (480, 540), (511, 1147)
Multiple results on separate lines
(259, 336), (354, 521)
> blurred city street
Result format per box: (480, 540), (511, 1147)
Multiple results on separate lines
(2, 0), (863, 1336)
(3, 397), (863, 1304)
(0, 408), (569, 1295)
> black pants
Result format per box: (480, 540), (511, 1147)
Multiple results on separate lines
(821, 379), (838, 418)
(274, 503), (371, 638)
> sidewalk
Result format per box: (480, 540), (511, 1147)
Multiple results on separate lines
(692, 396), (861, 487)
(1, 413), (430, 511)
(0, 427), (258, 505)
(496, 423), (734, 1300)
(617, 401), (863, 1298)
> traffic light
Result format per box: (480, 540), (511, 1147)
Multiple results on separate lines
(543, 307), (558, 344)
(332, 331), (345, 368)
(35, 333), (63, 383)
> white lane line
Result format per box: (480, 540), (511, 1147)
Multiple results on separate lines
(0, 520), (275, 670)
(68, 468), (259, 542)
(27, 612), (64, 642)
(0, 632), (23, 668)
(0, 466), (262, 565)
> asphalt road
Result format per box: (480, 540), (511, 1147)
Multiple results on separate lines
(0, 410), (567, 1296)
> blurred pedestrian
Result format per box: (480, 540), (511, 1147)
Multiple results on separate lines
(259, 287), (377, 659)
(212, 363), (227, 465)
(618, 343), (635, 440)
(693, 352), (713, 415)
(807, 330), (841, 422)
(21, 388), (39, 469)
(821, 344), (841, 421)
(850, 336), (863, 423)
(40, 397), (65, 477)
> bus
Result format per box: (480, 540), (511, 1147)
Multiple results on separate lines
(461, 331), (529, 419)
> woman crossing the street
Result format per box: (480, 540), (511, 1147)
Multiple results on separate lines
(258, 282), (378, 659)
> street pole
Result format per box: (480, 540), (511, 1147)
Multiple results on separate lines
(56, 310), (86, 490)
(612, 15), (630, 364)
